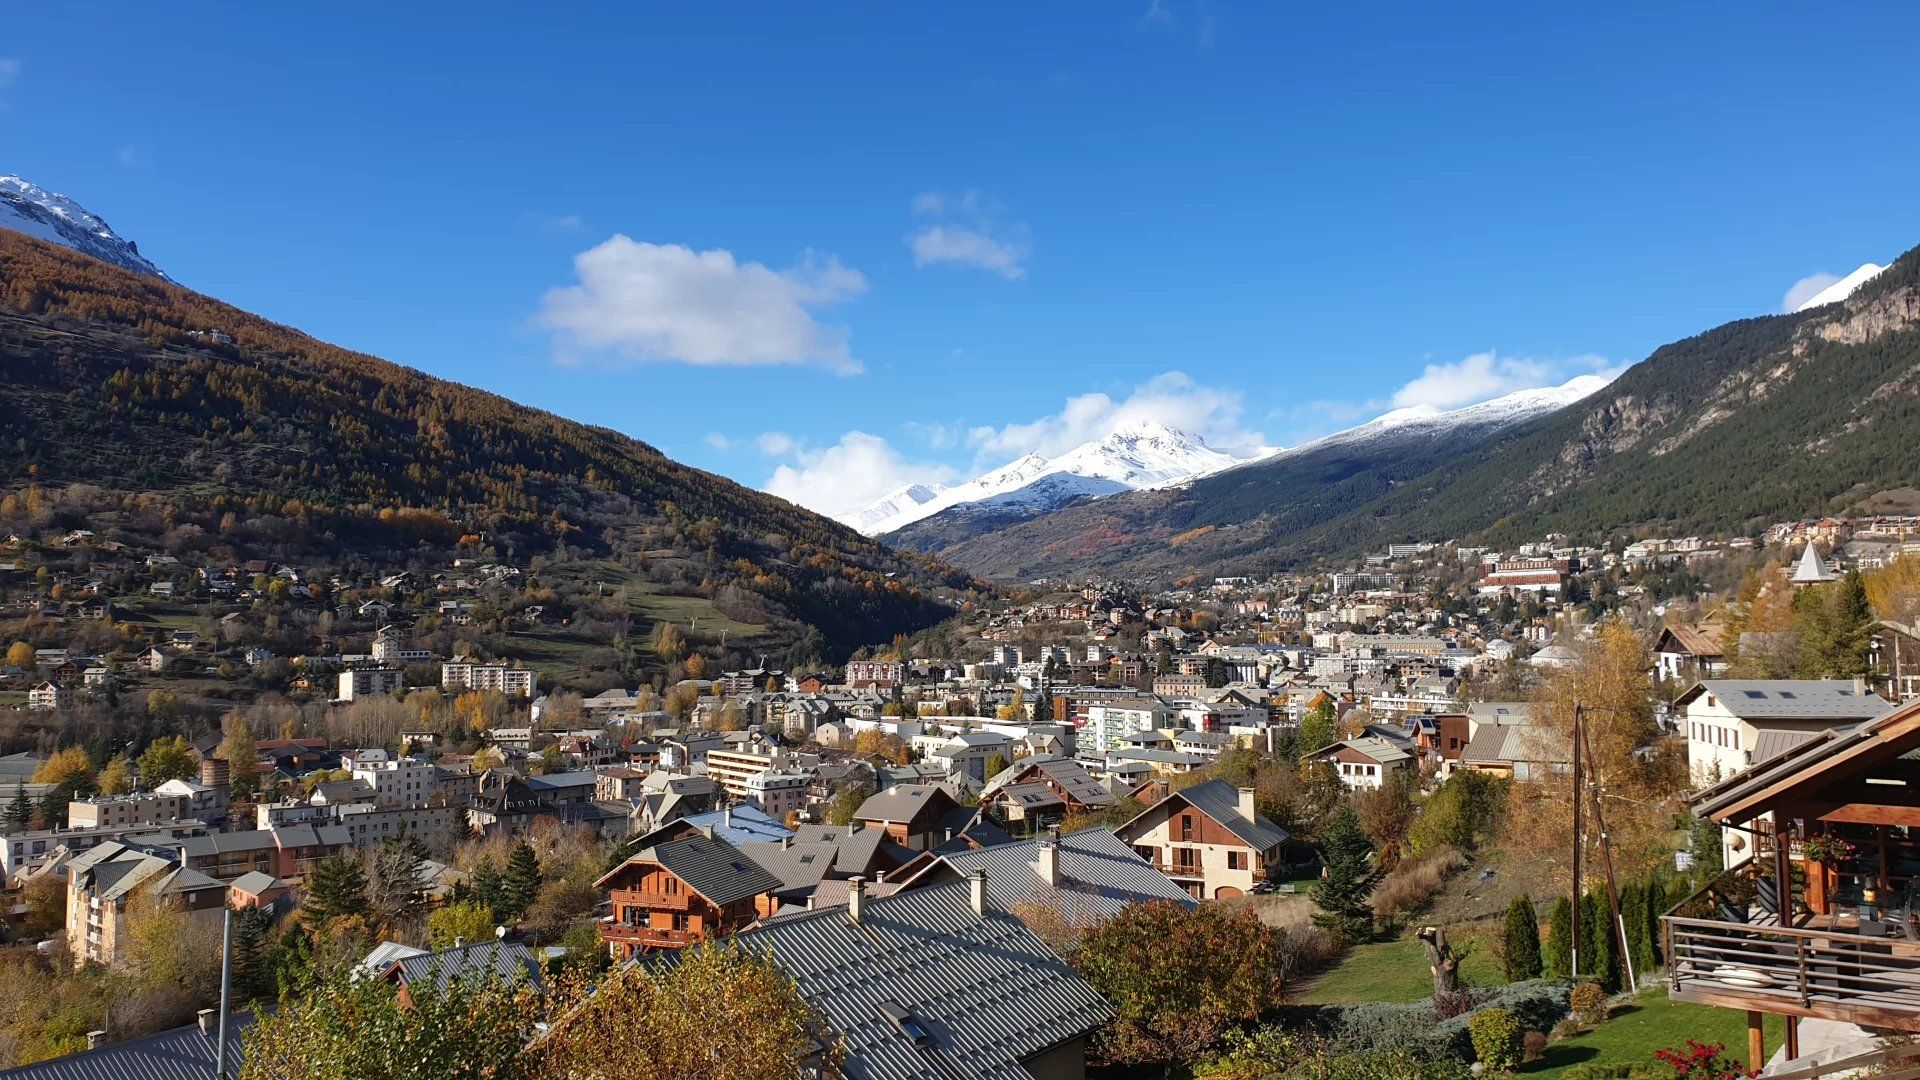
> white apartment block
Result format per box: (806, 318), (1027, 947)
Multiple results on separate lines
(350, 757), (439, 807)
(744, 771), (809, 822)
(1083, 699), (1170, 759)
(441, 662), (537, 697)
(338, 665), (405, 701)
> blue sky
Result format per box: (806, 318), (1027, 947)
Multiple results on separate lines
(5, 3), (1919, 519)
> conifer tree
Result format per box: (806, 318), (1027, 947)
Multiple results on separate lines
(1639, 879), (1664, 969)
(3, 785), (31, 830)
(1309, 803), (1382, 945)
(1582, 890), (1621, 992)
(501, 841), (542, 922)
(1545, 896), (1573, 979)
(302, 851), (370, 928)
(1503, 895), (1542, 982)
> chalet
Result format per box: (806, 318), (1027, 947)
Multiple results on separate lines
(26, 682), (66, 711)
(1666, 696), (1920, 1071)
(1114, 779), (1293, 900)
(1302, 736), (1414, 790)
(1457, 722), (1567, 781)
(1654, 622), (1729, 683)
(595, 833), (781, 958)
(1873, 620), (1920, 703)
(851, 784), (974, 851)
(1675, 679), (1893, 787)
(981, 755), (1120, 828)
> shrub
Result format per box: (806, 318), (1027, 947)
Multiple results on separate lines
(1655, 1039), (1752, 1079)
(1560, 1065), (1668, 1080)
(1468, 1008), (1523, 1072)
(1546, 896), (1574, 979)
(1371, 845), (1460, 918)
(1522, 1029), (1548, 1063)
(1569, 981), (1608, 1025)
(1504, 895), (1543, 982)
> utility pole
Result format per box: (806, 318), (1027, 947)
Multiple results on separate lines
(215, 906), (233, 1078)
(1571, 705), (1583, 980)
(1580, 714), (1638, 994)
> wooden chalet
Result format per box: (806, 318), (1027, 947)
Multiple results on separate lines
(594, 833), (781, 959)
(1668, 697), (1920, 1070)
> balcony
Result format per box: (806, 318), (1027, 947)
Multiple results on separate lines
(600, 921), (701, 950)
(1150, 859), (1205, 880)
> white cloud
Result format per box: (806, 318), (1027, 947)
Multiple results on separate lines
(756, 431), (797, 456)
(1139, 0), (1173, 26)
(116, 146), (148, 168)
(538, 237), (867, 372)
(703, 432), (731, 451)
(763, 432), (962, 518)
(906, 190), (1030, 279)
(908, 226), (1029, 279)
(967, 371), (1268, 461)
(1390, 351), (1556, 410)
(1783, 271), (1843, 314)
(0, 59), (19, 87)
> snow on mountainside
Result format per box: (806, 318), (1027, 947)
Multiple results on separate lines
(1793, 262), (1886, 312)
(1297, 375), (1610, 454)
(0, 176), (169, 280)
(846, 421), (1255, 534)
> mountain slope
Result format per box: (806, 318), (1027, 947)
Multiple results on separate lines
(1, 176), (169, 280)
(1795, 262), (1885, 312)
(849, 420), (1255, 535)
(0, 227), (976, 654)
(887, 376), (1608, 573)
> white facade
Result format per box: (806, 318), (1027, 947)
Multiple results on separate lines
(350, 757), (438, 807)
(338, 666), (404, 701)
(441, 662), (537, 697)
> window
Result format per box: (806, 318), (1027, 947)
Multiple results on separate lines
(1228, 850), (1246, 870)
(1179, 815), (1193, 841)
(671, 913), (690, 932)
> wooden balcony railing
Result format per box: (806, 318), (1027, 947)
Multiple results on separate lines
(1150, 860), (1204, 879)
(600, 922), (701, 950)
(1664, 915), (1920, 1031)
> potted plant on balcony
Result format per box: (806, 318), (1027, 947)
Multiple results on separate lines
(1800, 834), (1855, 865)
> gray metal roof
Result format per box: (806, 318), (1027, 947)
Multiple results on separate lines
(852, 784), (952, 824)
(737, 878), (1114, 1080)
(644, 833), (783, 906)
(384, 940), (542, 993)
(1681, 680), (1894, 721)
(0, 1014), (250, 1079)
(908, 828), (1195, 922)
(1177, 779), (1293, 850)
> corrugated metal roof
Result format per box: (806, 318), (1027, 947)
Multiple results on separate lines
(737, 878), (1113, 1080)
(913, 827), (1196, 921)
(386, 940), (542, 993)
(1685, 680), (1894, 721)
(0, 1015), (250, 1080)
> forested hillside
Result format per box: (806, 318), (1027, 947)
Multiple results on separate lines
(0, 230), (980, 655)
(898, 243), (1920, 582)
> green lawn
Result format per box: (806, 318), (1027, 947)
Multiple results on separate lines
(1294, 934), (1503, 1005)
(1521, 987), (1783, 1076)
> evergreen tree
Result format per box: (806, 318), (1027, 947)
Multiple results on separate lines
(3, 785), (32, 829)
(1581, 890), (1621, 992)
(1639, 879), (1664, 969)
(1298, 700), (1337, 754)
(1309, 803), (1382, 945)
(230, 904), (278, 1002)
(303, 851), (370, 928)
(1832, 570), (1874, 676)
(1545, 896), (1573, 979)
(1032, 685), (1053, 725)
(501, 841), (542, 921)
(465, 858), (506, 921)
(1503, 895), (1542, 982)
(1621, 884), (1648, 977)
(1687, 814), (1724, 887)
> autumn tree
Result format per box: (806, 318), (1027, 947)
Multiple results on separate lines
(96, 755), (136, 796)
(1070, 901), (1284, 1071)
(3, 642), (32, 668)
(1298, 700), (1336, 754)
(137, 735), (198, 786)
(824, 780), (874, 826)
(539, 943), (830, 1080)
(663, 682), (701, 723)
(366, 832), (429, 938)
(217, 714), (258, 801)
(651, 622), (686, 663)
(428, 899), (496, 949)
(241, 970), (546, 1080)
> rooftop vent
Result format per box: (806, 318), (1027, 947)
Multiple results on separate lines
(878, 1001), (934, 1048)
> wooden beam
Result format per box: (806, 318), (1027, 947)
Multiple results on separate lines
(1749, 1011), (1765, 1074)
(1717, 706), (1920, 824)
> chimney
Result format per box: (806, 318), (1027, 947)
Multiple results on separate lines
(969, 869), (988, 916)
(1854, 675), (1870, 696)
(87, 1030), (107, 1049)
(1038, 829), (1061, 887)
(848, 875), (866, 924)
(1237, 786), (1257, 821)
(781, 835), (792, 849)
(724, 806), (733, 828)
(197, 1007), (217, 1034)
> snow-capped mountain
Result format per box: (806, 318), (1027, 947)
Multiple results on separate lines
(0, 175), (169, 280)
(1793, 262), (1885, 312)
(1297, 375), (1611, 454)
(845, 421), (1259, 534)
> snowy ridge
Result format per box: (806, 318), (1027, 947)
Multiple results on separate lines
(1293, 375), (1609, 455)
(0, 175), (169, 280)
(847, 421), (1256, 534)
(1793, 262), (1886, 312)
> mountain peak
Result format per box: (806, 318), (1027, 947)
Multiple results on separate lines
(1793, 262), (1886, 312)
(0, 175), (169, 280)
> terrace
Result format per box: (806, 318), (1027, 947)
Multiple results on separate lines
(1663, 699), (1920, 1070)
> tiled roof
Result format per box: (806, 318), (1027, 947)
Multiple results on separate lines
(736, 878), (1113, 1079)
(0, 1015), (250, 1080)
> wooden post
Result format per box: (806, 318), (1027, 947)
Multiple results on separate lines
(1572, 705), (1583, 979)
(1747, 1010), (1765, 1073)
(1579, 715), (1637, 993)
(1785, 1015), (1799, 1062)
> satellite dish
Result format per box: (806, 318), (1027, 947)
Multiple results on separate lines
(495, 925), (507, 939)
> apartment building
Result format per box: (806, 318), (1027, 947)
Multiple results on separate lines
(66, 842), (227, 968)
(338, 664), (405, 702)
(350, 756), (439, 807)
(441, 661), (538, 697)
